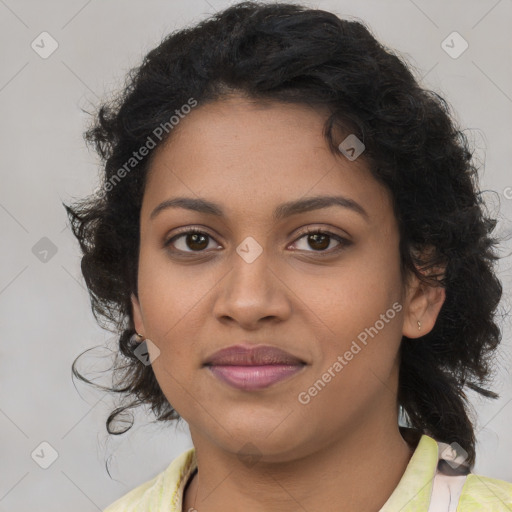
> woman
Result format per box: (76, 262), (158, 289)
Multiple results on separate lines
(65, 2), (512, 511)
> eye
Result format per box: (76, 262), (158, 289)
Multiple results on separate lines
(164, 228), (220, 253)
(290, 228), (351, 254)
(163, 227), (351, 255)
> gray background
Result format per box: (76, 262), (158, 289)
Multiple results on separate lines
(1, 0), (511, 510)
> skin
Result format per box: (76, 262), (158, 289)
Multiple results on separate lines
(131, 96), (445, 512)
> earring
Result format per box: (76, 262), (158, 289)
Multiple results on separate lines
(130, 332), (145, 343)
(417, 320), (422, 331)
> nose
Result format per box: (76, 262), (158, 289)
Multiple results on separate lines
(212, 245), (292, 330)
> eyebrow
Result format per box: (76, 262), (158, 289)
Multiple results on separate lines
(149, 195), (369, 222)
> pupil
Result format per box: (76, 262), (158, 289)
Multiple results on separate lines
(185, 233), (330, 252)
(309, 233), (329, 250)
(188, 233), (208, 250)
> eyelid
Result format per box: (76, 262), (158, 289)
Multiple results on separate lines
(290, 224), (351, 242)
(163, 225), (220, 245)
(163, 224), (352, 255)
(289, 227), (352, 255)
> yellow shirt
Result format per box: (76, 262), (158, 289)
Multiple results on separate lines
(103, 433), (512, 511)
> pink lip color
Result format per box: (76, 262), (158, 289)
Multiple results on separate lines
(208, 364), (303, 390)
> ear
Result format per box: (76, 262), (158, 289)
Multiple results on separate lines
(402, 270), (446, 339)
(131, 292), (146, 337)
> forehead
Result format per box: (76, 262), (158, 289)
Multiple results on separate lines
(141, 97), (393, 226)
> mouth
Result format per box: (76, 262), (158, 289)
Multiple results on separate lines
(204, 344), (306, 391)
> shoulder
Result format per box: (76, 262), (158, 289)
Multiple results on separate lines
(103, 448), (196, 512)
(458, 473), (512, 511)
(103, 472), (161, 512)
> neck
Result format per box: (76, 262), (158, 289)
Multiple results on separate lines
(183, 417), (415, 512)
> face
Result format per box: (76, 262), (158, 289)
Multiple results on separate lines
(131, 96), (437, 462)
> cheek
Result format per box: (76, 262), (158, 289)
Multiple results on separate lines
(312, 246), (402, 336)
(137, 248), (208, 338)
(296, 299), (403, 432)
(304, 243), (404, 384)
(136, 254), (204, 383)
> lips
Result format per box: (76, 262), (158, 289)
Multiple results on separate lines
(204, 344), (305, 366)
(204, 344), (306, 391)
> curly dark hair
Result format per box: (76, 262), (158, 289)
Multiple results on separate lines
(64, 1), (504, 469)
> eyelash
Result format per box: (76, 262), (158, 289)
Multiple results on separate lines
(163, 226), (351, 257)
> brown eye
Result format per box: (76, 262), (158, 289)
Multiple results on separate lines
(305, 232), (330, 251)
(165, 229), (219, 253)
(291, 229), (351, 254)
(164, 227), (351, 257)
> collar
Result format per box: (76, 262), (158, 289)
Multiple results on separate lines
(378, 428), (441, 511)
(165, 429), (442, 512)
